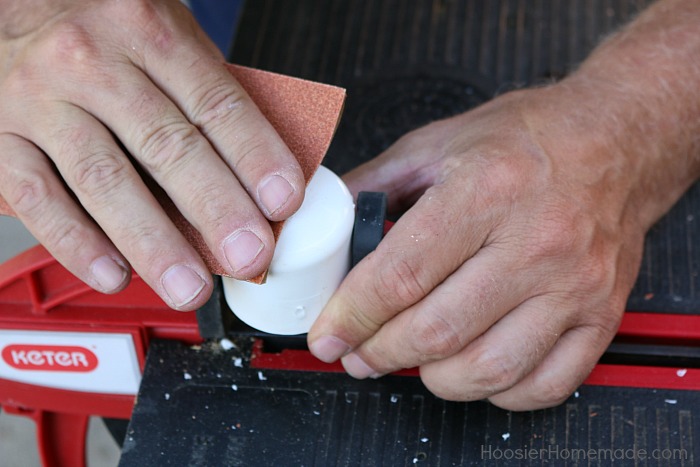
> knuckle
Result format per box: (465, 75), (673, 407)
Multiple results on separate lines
(554, 252), (615, 303)
(114, 219), (171, 275)
(409, 311), (463, 359)
(531, 376), (577, 407)
(529, 215), (581, 259)
(590, 308), (623, 337)
(468, 347), (523, 393)
(345, 304), (384, 336)
(374, 256), (427, 308)
(422, 377), (464, 402)
(188, 183), (237, 232)
(71, 149), (128, 196)
(470, 155), (527, 204)
(411, 192), (451, 235)
(45, 22), (100, 70)
(577, 257), (610, 294)
(42, 217), (88, 253)
(2, 23), (108, 100)
(1, 62), (38, 100)
(128, 220), (165, 256)
(132, 2), (181, 55)
(5, 169), (53, 216)
(189, 79), (248, 130)
(138, 121), (202, 174)
(230, 136), (268, 174)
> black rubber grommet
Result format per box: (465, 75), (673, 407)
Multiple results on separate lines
(352, 192), (388, 267)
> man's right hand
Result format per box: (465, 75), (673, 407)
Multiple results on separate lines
(0, 0), (305, 310)
(308, 0), (700, 409)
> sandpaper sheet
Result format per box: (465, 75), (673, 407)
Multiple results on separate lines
(0, 65), (346, 281)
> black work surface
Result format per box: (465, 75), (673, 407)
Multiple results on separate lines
(119, 339), (697, 466)
(231, 0), (699, 315)
(122, 1), (699, 466)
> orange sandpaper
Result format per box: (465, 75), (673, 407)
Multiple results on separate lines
(0, 65), (346, 283)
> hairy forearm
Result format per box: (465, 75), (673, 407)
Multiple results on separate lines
(542, 0), (700, 231)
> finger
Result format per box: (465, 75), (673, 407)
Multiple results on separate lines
(342, 121), (453, 213)
(0, 133), (130, 294)
(339, 246), (536, 378)
(29, 106), (212, 310)
(486, 324), (612, 411)
(71, 67), (277, 279)
(136, 22), (306, 221)
(308, 180), (497, 363)
(418, 295), (574, 403)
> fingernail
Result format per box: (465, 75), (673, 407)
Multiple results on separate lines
(224, 230), (265, 274)
(258, 174), (294, 216)
(309, 336), (351, 363)
(90, 256), (127, 292)
(161, 264), (206, 308)
(342, 353), (382, 379)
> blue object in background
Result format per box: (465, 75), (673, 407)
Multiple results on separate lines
(190, 0), (244, 55)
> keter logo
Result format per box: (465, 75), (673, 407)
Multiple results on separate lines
(1, 344), (98, 372)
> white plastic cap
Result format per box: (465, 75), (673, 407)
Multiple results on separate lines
(222, 166), (355, 335)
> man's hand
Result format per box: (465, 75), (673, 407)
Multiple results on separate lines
(308, 0), (700, 410)
(309, 87), (647, 410)
(0, 0), (305, 310)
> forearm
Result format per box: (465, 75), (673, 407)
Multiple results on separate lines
(538, 0), (700, 231)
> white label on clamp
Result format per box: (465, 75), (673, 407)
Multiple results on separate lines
(0, 330), (141, 395)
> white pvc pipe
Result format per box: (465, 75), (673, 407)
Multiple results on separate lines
(222, 166), (355, 335)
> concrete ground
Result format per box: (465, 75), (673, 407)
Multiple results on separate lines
(0, 216), (121, 466)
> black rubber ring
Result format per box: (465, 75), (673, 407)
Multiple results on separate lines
(351, 192), (388, 267)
